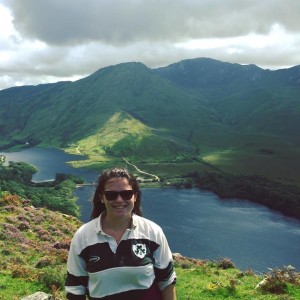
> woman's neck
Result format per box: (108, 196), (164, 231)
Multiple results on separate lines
(101, 214), (132, 243)
(102, 213), (132, 231)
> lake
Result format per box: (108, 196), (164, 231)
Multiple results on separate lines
(1, 147), (300, 273)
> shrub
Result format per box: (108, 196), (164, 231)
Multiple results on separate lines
(256, 277), (287, 294)
(0, 193), (23, 206)
(18, 221), (30, 230)
(9, 264), (36, 280)
(256, 266), (300, 294)
(1, 223), (26, 242)
(237, 268), (256, 278)
(36, 256), (52, 268)
(38, 266), (66, 289)
(216, 258), (236, 270)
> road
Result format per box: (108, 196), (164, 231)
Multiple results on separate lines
(122, 157), (160, 181)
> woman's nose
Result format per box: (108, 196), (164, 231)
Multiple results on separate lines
(115, 194), (124, 202)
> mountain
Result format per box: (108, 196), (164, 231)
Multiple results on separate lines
(0, 62), (221, 156)
(1, 58), (300, 184)
(155, 58), (300, 137)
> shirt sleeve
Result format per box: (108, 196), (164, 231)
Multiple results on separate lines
(152, 227), (176, 291)
(65, 231), (89, 299)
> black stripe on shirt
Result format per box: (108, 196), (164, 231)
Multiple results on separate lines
(65, 271), (88, 287)
(87, 281), (161, 300)
(80, 238), (159, 273)
(154, 261), (175, 283)
(66, 292), (86, 300)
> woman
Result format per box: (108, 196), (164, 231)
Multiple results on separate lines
(65, 167), (176, 299)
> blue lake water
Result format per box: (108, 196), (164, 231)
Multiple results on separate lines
(0, 147), (97, 182)
(1, 147), (300, 273)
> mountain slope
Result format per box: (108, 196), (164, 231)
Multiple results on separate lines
(68, 110), (193, 160)
(0, 62), (221, 155)
(155, 58), (300, 138)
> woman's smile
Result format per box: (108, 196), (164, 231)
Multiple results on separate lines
(112, 204), (127, 209)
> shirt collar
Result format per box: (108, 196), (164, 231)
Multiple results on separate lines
(131, 214), (138, 229)
(95, 212), (137, 233)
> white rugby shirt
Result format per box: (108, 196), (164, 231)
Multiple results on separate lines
(65, 213), (176, 299)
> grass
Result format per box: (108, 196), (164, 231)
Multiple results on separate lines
(174, 256), (300, 300)
(0, 192), (82, 299)
(175, 267), (262, 299)
(0, 274), (45, 299)
(202, 141), (300, 186)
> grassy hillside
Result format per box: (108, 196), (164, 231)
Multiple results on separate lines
(66, 110), (195, 167)
(1, 192), (300, 299)
(0, 192), (82, 299)
(0, 62), (219, 149)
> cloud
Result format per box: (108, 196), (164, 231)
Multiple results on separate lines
(0, 0), (300, 90)
(8, 0), (300, 45)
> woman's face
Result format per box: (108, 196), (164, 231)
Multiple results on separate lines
(102, 177), (136, 220)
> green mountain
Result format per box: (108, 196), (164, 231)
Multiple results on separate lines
(155, 57), (300, 138)
(0, 62), (220, 154)
(1, 58), (300, 185)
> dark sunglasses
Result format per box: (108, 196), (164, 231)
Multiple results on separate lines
(103, 190), (135, 201)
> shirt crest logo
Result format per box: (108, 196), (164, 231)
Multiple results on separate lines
(132, 243), (147, 259)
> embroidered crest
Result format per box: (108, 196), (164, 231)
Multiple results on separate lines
(132, 243), (147, 259)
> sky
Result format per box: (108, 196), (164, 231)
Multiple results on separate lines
(0, 0), (300, 90)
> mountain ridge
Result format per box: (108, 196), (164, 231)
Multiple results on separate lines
(0, 59), (222, 151)
(155, 58), (300, 138)
(1, 57), (300, 186)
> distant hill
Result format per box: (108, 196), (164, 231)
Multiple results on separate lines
(1, 57), (300, 185)
(155, 57), (300, 137)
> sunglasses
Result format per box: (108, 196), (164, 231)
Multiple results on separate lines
(103, 190), (135, 201)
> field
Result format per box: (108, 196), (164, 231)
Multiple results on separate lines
(65, 129), (300, 189)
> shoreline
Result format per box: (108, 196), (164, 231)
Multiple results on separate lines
(2, 148), (300, 221)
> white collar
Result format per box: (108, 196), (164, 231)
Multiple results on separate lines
(95, 212), (137, 233)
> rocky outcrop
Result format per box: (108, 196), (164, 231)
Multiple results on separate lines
(21, 292), (53, 300)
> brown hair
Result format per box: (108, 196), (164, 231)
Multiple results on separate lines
(91, 167), (142, 219)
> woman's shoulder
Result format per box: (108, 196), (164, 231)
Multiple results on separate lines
(73, 217), (98, 238)
(69, 218), (100, 252)
(133, 214), (163, 233)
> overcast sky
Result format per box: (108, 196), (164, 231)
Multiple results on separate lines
(0, 0), (300, 90)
